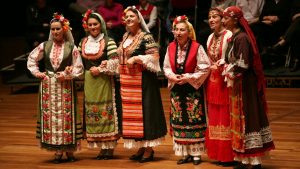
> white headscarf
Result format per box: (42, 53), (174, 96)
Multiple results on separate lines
(124, 6), (150, 33)
(82, 9), (108, 37)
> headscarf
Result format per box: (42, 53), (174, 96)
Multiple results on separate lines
(123, 6), (150, 33)
(172, 15), (196, 41)
(82, 9), (108, 36)
(223, 6), (268, 112)
(48, 12), (74, 43)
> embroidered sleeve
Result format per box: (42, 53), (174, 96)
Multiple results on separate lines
(220, 31), (233, 64)
(99, 38), (119, 74)
(136, 33), (161, 72)
(182, 45), (211, 89)
(163, 47), (177, 89)
(222, 33), (249, 86)
(224, 34), (249, 81)
(107, 38), (118, 59)
(27, 42), (45, 76)
(64, 46), (84, 79)
(234, 35), (249, 70)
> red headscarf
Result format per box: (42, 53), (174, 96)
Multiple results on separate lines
(223, 6), (268, 113)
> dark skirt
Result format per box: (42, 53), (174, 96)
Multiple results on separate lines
(138, 70), (167, 140)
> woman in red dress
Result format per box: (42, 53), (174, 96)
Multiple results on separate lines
(205, 7), (234, 166)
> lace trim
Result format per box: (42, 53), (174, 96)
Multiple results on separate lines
(97, 59), (119, 75)
(173, 139), (206, 157)
(87, 140), (117, 149)
(245, 126), (273, 150)
(81, 37), (105, 60)
(208, 125), (231, 140)
(137, 54), (161, 72)
(123, 137), (165, 149)
(234, 156), (262, 165)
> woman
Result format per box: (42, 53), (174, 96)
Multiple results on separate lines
(105, 6), (167, 163)
(79, 9), (120, 160)
(221, 6), (275, 169)
(27, 13), (84, 163)
(205, 7), (234, 166)
(163, 15), (211, 165)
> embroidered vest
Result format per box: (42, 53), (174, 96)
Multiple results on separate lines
(81, 36), (109, 70)
(43, 41), (74, 72)
(168, 40), (200, 73)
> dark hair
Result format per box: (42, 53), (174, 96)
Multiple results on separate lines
(88, 13), (101, 23)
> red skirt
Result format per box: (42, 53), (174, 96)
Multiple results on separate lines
(205, 71), (234, 162)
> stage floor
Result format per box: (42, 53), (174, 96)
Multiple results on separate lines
(0, 84), (300, 169)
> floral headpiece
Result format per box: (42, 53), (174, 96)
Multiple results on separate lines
(173, 15), (188, 26)
(172, 15), (196, 40)
(52, 12), (71, 31)
(82, 9), (93, 31)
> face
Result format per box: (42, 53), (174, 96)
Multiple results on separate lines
(50, 21), (64, 42)
(87, 18), (101, 37)
(173, 22), (189, 43)
(222, 15), (236, 31)
(208, 10), (222, 31)
(124, 10), (140, 29)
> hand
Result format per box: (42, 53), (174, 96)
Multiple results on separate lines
(100, 60), (108, 68)
(35, 72), (46, 79)
(64, 66), (73, 74)
(177, 75), (188, 85)
(268, 16), (278, 23)
(210, 64), (218, 70)
(262, 20), (272, 25)
(216, 59), (225, 66)
(127, 56), (136, 65)
(262, 16), (271, 21)
(262, 15), (277, 25)
(56, 72), (65, 82)
(169, 74), (181, 83)
(90, 66), (100, 76)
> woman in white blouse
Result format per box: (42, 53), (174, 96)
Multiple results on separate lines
(163, 15), (211, 165)
(79, 10), (120, 160)
(27, 12), (83, 164)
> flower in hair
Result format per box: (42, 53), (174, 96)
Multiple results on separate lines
(82, 9), (93, 31)
(173, 15), (188, 25)
(53, 12), (71, 31)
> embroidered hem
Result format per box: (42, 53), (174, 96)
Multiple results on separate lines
(173, 139), (206, 157)
(87, 140), (117, 149)
(123, 137), (165, 149)
(234, 156), (262, 165)
(39, 141), (81, 151)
